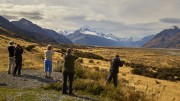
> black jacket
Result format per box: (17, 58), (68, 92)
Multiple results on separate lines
(8, 46), (15, 57)
(15, 48), (23, 62)
(109, 58), (123, 73)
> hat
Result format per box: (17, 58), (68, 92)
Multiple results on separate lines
(67, 48), (71, 53)
(9, 41), (14, 44)
(115, 55), (119, 57)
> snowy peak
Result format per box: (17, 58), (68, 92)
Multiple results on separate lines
(78, 25), (95, 32)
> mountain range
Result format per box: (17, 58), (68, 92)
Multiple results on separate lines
(1, 15), (180, 48)
(65, 25), (154, 47)
(143, 26), (180, 48)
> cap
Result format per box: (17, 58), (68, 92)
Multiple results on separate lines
(9, 41), (14, 44)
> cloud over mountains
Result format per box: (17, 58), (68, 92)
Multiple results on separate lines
(0, 0), (180, 38)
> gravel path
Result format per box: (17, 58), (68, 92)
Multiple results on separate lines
(0, 68), (63, 89)
(0, 69), (99, 101)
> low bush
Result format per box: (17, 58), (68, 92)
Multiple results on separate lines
(38, 54), (44, 59)
(76, 58), (83, 63)
(25, 45), (35, 51)
(130, 62), (180, 81)
(53, 64), (63, 72)
(89, 59), (94, 63)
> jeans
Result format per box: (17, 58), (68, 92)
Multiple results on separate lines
(106, 72), (118, 87)
(62, 72), (74, 94)
(44, 60), (52, 73)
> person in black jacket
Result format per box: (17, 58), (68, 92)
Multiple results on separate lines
(105, 55), (123, 87)
(13, 44), (24, 76)
(8, 41), (15, 74)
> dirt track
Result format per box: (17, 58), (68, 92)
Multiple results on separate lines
(0, 68), (63, 89)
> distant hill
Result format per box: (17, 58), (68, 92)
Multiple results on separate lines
(0, 16), (58, 44)
(143, 26), (180, 48)
(12, 18), (73, 44)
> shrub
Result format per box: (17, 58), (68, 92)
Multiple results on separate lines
(25, 45), (35, 51)
(42, 82), (62, 91)
(88, 71), (101, 80)
(53, 64), (63, 72)
(89, 59), (94, 63)
(38, 54), (44, 59)
(93, 67), (99, 71)
(76, 59), (83, 63)
(74, 63), (87, 79)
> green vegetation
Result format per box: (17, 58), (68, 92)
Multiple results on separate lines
(76, 58), (83, 63)
(45, 63), (150, 101)
(121, 61), (180, 81)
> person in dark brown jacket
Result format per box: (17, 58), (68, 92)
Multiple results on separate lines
(106, 55), (123, 87)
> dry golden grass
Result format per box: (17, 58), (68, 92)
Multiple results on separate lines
(0, 34), (180, 101)
(78, 47), (180, 101)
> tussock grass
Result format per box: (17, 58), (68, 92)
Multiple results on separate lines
(44, 63), (151, 101)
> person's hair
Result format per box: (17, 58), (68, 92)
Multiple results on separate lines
(16, 44), (21, 48)
(47, 45), (52, 50)
(115, 55), (119, 58)
(67, 48), (71, 53)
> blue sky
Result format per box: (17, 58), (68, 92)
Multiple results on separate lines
(0, 0), (180, 38)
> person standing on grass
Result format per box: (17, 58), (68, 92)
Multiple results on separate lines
(105, 55), (123, 87)
(44, 44), (55, 79)
(13, 44), (24, 76)
(62, 48), (78, 95)
(8, 41), (16, 74)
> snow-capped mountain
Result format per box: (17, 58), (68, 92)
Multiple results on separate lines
(65, 25), (152, 47)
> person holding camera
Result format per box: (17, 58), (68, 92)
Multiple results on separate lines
(8, 41), (15, 74)
(105, 55), (123, 87)
(44, 44), (55, 79)
(62, 48), (78, 95)
(13, 44), (24, 76)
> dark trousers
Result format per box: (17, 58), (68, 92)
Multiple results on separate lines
(106, 72), (118, 87)
(62, 72), (74, 94)
(14, 61), (22, 75)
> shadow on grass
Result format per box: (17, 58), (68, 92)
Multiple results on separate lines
(0, 83), (7, 86)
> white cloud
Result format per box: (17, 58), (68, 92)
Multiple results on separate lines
(0, 0), (180, 38)
(85, 13), (108, 21)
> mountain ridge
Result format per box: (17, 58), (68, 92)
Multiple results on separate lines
(143, 26), (180, 48)
(12, 18), (73, 44)
(0, 16), (58, 44)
